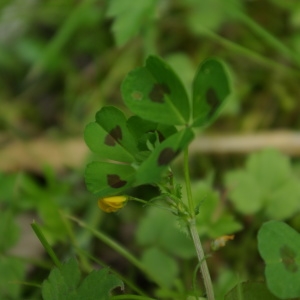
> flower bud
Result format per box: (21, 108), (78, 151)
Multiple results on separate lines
(211, 235), (234, 251)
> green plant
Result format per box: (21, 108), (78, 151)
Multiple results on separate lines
(84, 55), (231, 299)
(2, 1), (300, 299)
(225, 149), (300, 220)
(258, 220), (300, 299)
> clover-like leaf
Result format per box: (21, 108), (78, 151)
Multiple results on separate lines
(122, 55), (190, 126)
(136, 206), (195, 259)
(191, 181), (242, 238)
(135, 128), (194, 185)
(225, 281), (279, 300)
(84, 106), (138, 163)
(225, 149), (300, 219)
(85, 161), (136, 197)
(258, 221), (300, 299)
(84, 56), (232, 201)
(192, 58), (231, 127)
(42, 258), (123, 300)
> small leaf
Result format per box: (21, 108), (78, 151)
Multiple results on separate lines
(122, 55), (190, 126)
(192, 58), (231, 127)
(141, 247), (179, 288)
(136, 206), (195, 259)
(165, 53), (195, 99)
(246, 149), (291, 190)
(42, 258), (80, 300)
(77, 268), (124, 300)
(225, 281), (279, 300)
(85, 161), (135, 197)
(42, 259), (123, 300)
(38, 197), (68, 243)
(225, 170), (263, 214)
(84, 106), (138, 163)
(258, 221), (300, 299)
(191, 181), (242, 238)
(135, 128), (194, 185)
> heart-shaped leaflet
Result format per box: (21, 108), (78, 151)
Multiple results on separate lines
(84, 106), (191, 198)
(192, 58), (231, 127)
(258, 220), (300, 299)
(122, 55), (190, 126)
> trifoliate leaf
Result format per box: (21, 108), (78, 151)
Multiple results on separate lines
(225, 281), (279, 300)
(225, 149), (300, 219)
(189, 181), (242, 238)
(258, 221), (300, 299)
(136, 207), (195, 259)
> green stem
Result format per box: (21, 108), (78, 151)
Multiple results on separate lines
(234, 10), (300, 68)
(31, 221), (62, 269)
(184, 148), (195, 218)
(73, 246), (147, 297)
(59, 210), (92, 272)
(189, 222), (214, 300)
(130, 197), (177, 214)
(183, 148), (215, 300)
(198, 26), (300, 77)
(67, 215), (144, 270)
(67, 215), (163, 288)
(9, 281), (42, 289)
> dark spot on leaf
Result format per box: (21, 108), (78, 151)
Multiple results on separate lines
(156, 130), (165, 143)
(105, 125), (122, 146)
(107, 174), (127, 188)
(149, 83), (170, 103)
(280, 245), (298, 273)
(206, 88), (219, 118)
(132, 91), (143, 101)
(157, 147), (179, 166)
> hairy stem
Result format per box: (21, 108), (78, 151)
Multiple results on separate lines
(184, 148), (215, 300)
(184, 148), (195, 218)
(189, 221), (214, 300)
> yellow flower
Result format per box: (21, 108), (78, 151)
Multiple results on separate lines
(98, 195), (128, 213)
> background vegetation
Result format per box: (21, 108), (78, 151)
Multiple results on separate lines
(1, 0), (300, 299)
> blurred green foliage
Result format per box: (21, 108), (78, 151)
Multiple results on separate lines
(225, 149), (300, 219)
(1, 0), (300, 299)
(258, 221), (300, 299)
(42, 258), (123, 300)
(1, 0), (300, 136)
